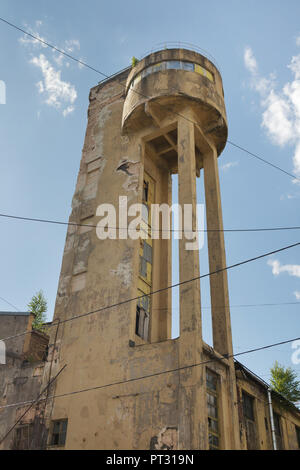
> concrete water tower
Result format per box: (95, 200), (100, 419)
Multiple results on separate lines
(44, 47), (240, 449)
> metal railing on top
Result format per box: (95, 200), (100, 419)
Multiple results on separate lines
(139, 41), (221, 72)
(98, 42), (221, 85)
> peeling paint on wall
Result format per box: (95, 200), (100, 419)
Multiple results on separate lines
(150, 427), (178, 450)
(57, 275), (71, 298)
(85, 106), (112, 164)
(71, 272), (86, 292)
(72, 233), (91, 275)
(116, 158), (141, 194)
(110, 261), (133, 288)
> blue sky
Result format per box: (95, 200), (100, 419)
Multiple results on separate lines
(0, 0), (299, 384)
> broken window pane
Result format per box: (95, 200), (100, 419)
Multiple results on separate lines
(273, 412), (283, 450)
(143, 312), (149, 340)
(242, 392), (255, 421)
(209, 434), (219, 449)
(166, 60), (181, 69)
(143, 181), (149, 202)
(152, 62), (164, 73)
(208, 417), (218, 433)
(182, 62), (194, 71)
(206, 369), (220, 450)
(208, 403), (217, 419)
(142, 295), (149, 313)
(135, 305), (149, 341)
(139, 256), (147, 278)
(143, 242), (152, 263)
(242, 392), (258, 450)
(142, 203), (149, 223)
(206, 369), (217, 391)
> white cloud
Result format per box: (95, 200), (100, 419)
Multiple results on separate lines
(62, 105), (75, 117)
(19, 29), (47, 49)
(244, 47), (258, 75)
(294, 291), (300, 300)
(268, 259), (300, 278)
(19, 23), (79, 116)
(261, 90), (294, 146)
(221, 161), (239, 171)
(30, 54), (77, 115)
(19, 23), (80, 60)
(296, 35), (300, 47)
(280, 192), (300, 200)
(244, 47), (275, 95)
(65, 39), (80, 52)
(53, 39), (81, 68)
(244, 46), (300, 181)
(53, 53), (65, 67)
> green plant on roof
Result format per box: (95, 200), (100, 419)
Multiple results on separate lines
(131, 56), (139, 68)
(270, 361), (300, 405)
(27, 290), (47, 332)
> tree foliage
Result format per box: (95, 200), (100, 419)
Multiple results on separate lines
(27, 290), (47, 332)
(270, 361), (300, 404)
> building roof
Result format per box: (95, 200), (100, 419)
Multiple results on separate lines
(235, 359), (300, 414)
(0, 311), (30, 316)
(97, 65), (131, 85)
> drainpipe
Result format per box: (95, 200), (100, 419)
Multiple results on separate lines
(267, 388), (277, 450)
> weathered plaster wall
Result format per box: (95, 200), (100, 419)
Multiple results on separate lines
(0, 314), (48, 449)
(236, 373), (300, 450)
(41, 52), (300, 451)
(42, 67), (210, 449)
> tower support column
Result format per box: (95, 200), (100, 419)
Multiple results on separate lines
(202, 140), (240, 449)
(177, 115), (208, 449)
(203, 145), (232, 357)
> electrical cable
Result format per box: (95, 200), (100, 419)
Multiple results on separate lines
(0, 296), (20, 312)
(0, 212), (300, 234)
(1, 16), (299, 183)
(0, 336), (299, 411)
(0, 364), (67, 445)
(1, 240), (299, 344)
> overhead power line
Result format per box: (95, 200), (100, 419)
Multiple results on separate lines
(227, 140), (300, 182)
(152, 301), (300, 311)
(0, 296), (20, 312)
(0, 212), (300, 234)
(1, 16), (300, 183)
(0, 19), (299, 442)
(0, 17), (110, 79)
(0, 335), (299, 412)
(1, 241), (299, 344)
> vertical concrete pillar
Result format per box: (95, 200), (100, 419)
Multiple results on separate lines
(203, 144), (240, 449)
(203, 146), (232, 357)
(177, 115), (208, 449)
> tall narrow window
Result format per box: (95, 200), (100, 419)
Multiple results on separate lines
(242, 391), (258, 450)
(50, 419), (68, 447)
(135, 173), (154, 341)
(143, 180), (149, 202)
(206, 369), (220, 450)
(273, 412), (283, 450)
